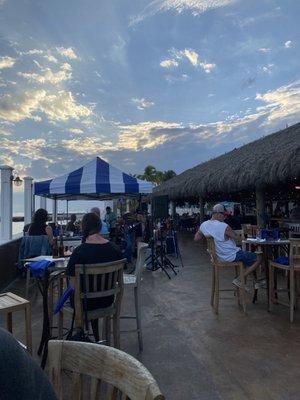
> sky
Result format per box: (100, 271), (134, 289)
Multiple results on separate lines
(0, 0), (300, 214)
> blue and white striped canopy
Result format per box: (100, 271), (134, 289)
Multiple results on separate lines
(34, 157), (154, 200)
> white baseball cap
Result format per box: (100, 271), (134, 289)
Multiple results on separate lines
(212, 204), (226, 214)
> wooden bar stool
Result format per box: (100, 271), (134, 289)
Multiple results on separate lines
(205, 236), (247, 314)
(0, 292), (32, 354)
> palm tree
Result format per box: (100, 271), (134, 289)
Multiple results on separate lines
(137, 165), (176, 184)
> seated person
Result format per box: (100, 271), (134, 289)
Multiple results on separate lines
(65, 213), (77, 234)
(0, 328), (57, 400)
(90, 207), (109, 235)
(194, 204), (260, 289)
(28, 208), (53, 245)
(66, 212), (122, 340)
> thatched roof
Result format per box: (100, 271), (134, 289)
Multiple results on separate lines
(153, 123), (300, 200)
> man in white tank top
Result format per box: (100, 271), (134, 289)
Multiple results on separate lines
(194, 204), (260, 288)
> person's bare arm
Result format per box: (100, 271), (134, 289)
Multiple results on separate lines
(225, 225), (237, 241)
(194, 230), (203, 242)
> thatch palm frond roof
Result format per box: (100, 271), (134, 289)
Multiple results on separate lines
(153, 123), (300, 200)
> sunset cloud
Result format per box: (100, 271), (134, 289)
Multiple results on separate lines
(56, 46), (78, 59)
(0, 56), (15, 69)
(18, 62), (72, 84)
(0, 90), (92, 123)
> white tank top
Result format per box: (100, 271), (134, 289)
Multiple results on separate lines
(200, 220), (240, 262)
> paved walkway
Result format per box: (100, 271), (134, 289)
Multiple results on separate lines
(1, 233), (300, 399)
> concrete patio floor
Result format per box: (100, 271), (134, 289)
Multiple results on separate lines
(1, 233), (300, 400)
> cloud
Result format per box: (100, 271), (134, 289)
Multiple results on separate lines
(21, 49), (44, 56)
(160, 59), (179, 68)
(117, 121), (183, 150)
(44, 54), (58, 63)
(131, 97), (155, 110)
(130, 0), (236, 26)
(261, 64), (274, 74)
(69, 128), (84, 134)
(18, 62), (72, 84)
(0, 126), (12, 136)
(0, 90), (92, 123)
(256, 80), (300, 126)
(258, 48), (271, 53)
(165, 73), (189, 83)
(0, 138), (48, 160)
(161, 48), (216, 73)
(284, 40), (292, 48)
(0, 56), (16, 69)
(56, 47), (78, 59)
(61, 137), (113, 155)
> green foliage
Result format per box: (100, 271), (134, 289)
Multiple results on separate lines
(137, 165), (177, 184)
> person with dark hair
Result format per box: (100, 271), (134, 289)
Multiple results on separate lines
(65, 213), (77, 233)
(65, 212), (122, 341)
(0, 328), (57, 400)
(28, 208), (53, 245)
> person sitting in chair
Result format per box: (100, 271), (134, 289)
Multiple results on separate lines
(194, 204), (261, 289)
(27, 208), (53, 245)
(66, 212), (122, 341)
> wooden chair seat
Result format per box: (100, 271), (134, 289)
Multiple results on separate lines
(0, 292), (32, 354)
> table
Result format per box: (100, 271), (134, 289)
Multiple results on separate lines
(25, 256), (68, 368)
(242, 239), (290, 305)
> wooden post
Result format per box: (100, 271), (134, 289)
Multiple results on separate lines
(256, 188), (266, 228)
(199, 196), (205, 223)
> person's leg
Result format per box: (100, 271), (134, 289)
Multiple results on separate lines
(234, 250), (261, 277)
(244, 258), (261, 277)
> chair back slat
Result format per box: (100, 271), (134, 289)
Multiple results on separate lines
(71, 372), (82, 400)
(48, 340), (165, 400)
(90, 377), (101, 399)
(80, 288), (120, 299)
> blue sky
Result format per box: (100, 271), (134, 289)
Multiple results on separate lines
(0, 0), (300, 213)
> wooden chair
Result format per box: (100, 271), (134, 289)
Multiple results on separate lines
(48, 340), (165, 400)
(269, 239), (300, 322)
(59, 259), (126, 347)
(205, 236), (247, 314)
(122, 242), (148, 352)
(0, 292), (32, 354)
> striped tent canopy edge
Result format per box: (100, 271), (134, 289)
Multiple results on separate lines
(34, 157), (154, 200)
